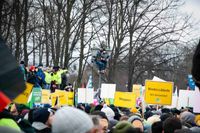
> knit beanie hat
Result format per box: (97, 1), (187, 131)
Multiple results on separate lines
(130, 107), (138, 114)
(101, 104), (115, 120)
(128, 115), (142, 124)
(52, 106), (94, 133)
(112, 121), (133, 133)
(0, 118), (21, 131)
(180, 111), (196, 125)
(32, 108), (50, 124)
(147, 115), (161, 125)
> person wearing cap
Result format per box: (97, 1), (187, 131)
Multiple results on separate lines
(52, 106), (96, 133)
(128, 115), (144, 132)
(35, 64), (46, 88)
(19, 61), (27, 81)
(32, 108), (54, 133)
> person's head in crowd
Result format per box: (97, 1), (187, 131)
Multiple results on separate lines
(52, 106), (95, 133)
(119, 115), (129, 121)
(38, 63), (43, 69)
(101, 104), (115, 120)
(174, 128), (193, 133)
(110, 105), (121, 121)
(128, 115), (144, 132)
(53, 66), (60, 73)
(29, 65), (36, 72)
(144, 110), (154, 120)
(161, 108), (171, 114)
(20, 61), (25, 67)
(130, 107), (138, 114)
(94, 105), (103, 112)
(163, 117), (182, 133)
(92, 111), (109, 133)
(77, 103), (85, 111)
(192, 40), (200, 89)
(147, 115), (161, 125)
(32, 108), (53, 132)
(195, 115), (200, 126)
(90, 115), (106, 133)
(180, 111), (196, 127)
(151, 121), (163, 133)
(112, 121), (141, 133)
(160, 113), (173, 122)
(171, 108), (181, 118)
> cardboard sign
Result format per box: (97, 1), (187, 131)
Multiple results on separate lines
(114, 92), (136, 108)
(132, 84), (142, 99)
(14, 83), (33, 104)
(41, 90), (50, 104)
(100, 84), (116, 98)
(193, 87), (200, 113)
(178, 90), (195, 109)
(145, 80), (173, 105)
(78, 88), (94, 104)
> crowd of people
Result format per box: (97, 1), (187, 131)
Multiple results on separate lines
(19, 61), (70, 92)
(1, 101), (200, 133)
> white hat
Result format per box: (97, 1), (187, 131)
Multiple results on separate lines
(52, 106), (94, 133)
(101, 104), (115, 120)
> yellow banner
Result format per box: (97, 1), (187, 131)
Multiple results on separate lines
(41, 90), (50, 104)
(114, 92), (136, 108)
(50, 92), (58, 106)
(145, 80), (173, 105)
(66, 92), (74, 106)
(14, 83), (33, 104)
(50, 90), (74, 106)
(132, 84), (142, 99)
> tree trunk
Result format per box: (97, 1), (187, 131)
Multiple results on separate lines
(23, 0), (29, 65)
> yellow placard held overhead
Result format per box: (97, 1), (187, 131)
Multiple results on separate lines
(66, 92), (74, 106)
(41, 89), (50, 104)
(114, 92), (136, 108)
(145, 80), (173, 105)
(14, 83), (33, 104)
(132, 84), (142, 99)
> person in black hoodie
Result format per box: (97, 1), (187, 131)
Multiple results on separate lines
(31, 108), (53, 133)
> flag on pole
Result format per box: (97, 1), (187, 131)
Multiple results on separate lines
(86, 75), (93, 89)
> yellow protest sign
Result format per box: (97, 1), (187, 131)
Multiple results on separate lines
(50, 90), (74, 106)
(66, 92), (74, 106)
(56, 90), (68, 106)
(50, 93), (58, 106)
(132, 84), (142, 99)
(41, 90), (50, 104)
(14, 83), (33, 104)
(114, 92), (136, 108)
(145, 80), (173, 105)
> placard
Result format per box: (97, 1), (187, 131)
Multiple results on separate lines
(145, 80), (173, 105)
(114, 92), (136, 108)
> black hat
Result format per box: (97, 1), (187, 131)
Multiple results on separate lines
(192, 40), (200, 88)
(32, 108), (50, 124)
